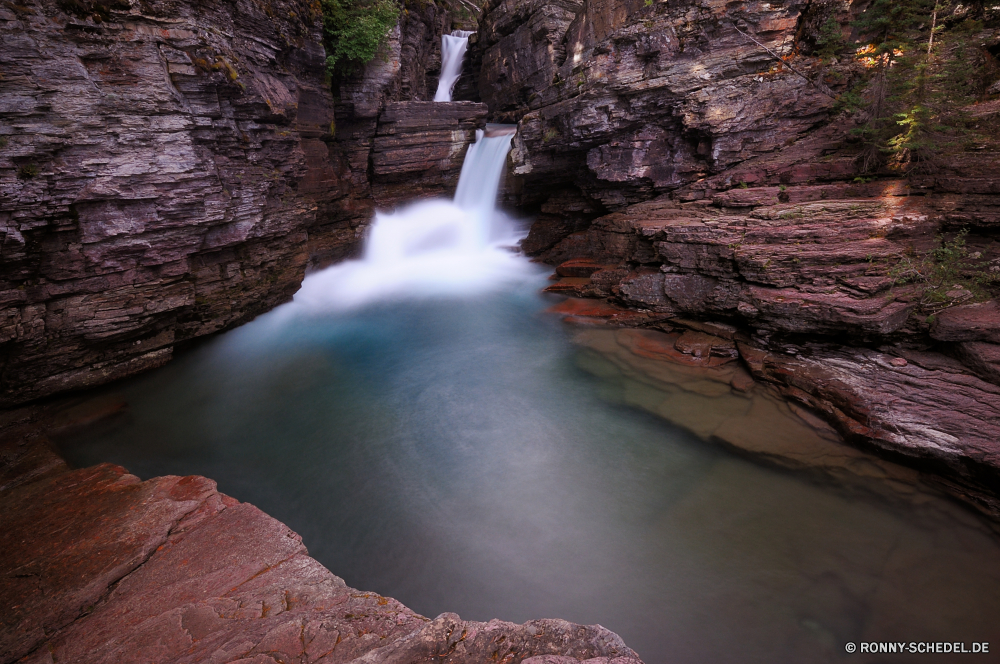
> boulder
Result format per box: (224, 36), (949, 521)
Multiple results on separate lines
(0, 450), (644, 664)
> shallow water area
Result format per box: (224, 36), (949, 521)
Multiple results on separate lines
(61, 282), (1000, 664)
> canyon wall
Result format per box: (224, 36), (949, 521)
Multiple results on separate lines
(313, 0), (486, 263)
(0, 0), (337, 405)
(472, 0), (1000, 516)
(0, 0), (483, 406)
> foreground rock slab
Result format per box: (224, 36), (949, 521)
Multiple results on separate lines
(0, 449), (643, 664)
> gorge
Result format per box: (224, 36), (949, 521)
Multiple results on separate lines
(2, 0), (1000, 662)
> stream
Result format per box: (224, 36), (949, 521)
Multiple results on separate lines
(58, 125), (1000, 664)
(59, 286), (1000, 664)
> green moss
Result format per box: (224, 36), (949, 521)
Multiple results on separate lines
(16, 163), (38, 179)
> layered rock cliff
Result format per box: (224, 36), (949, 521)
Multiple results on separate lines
(471, 0), (1000, 516)
(0, 0), (339, 405)
(0, 0), (485, 406)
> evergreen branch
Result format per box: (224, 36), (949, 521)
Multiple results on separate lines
(731, 22), (839, 99)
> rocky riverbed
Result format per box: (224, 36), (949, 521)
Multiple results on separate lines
(467, 0), (1000, 519)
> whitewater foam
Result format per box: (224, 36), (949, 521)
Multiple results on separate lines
(433, 30), (475, 102)
(288, 127), (539, 313)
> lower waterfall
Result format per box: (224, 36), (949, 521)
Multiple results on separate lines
(291, 125), (538, 312)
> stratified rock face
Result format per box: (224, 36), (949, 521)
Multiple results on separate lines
(537, 183), (1000, 517)
(311, 97), (488, 265)
(372, 101), (489, 207)
(543, 188), (942, 338)
(0, 443), (644, 664)
(0, 0), (339, 406)
(476, 0), (844, 209)
(738, 342), (1000, 517)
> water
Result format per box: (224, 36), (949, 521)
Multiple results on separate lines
(59, 293), (1000, 663)
(56, 117), (1000, 663)
(433, 30), (474, 102)
(293, 128), (528, 312)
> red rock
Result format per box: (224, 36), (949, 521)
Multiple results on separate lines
(0, 435), (645, 664)
(556, 259), (614, 278)
(931, 301), (1000, 343)
(0, 464), (215, 663)
(729, 368), (756, 392)
(673, 330), (736, 360)
(544, 277), (594, 293)
(48, 396), (128, 435)
(736, 341), (1000, 519)
(545, 297), (668, 327)
(0, 0), (338, 407)
(955, 341), (1000, 385)
(617, 329), (734, 368)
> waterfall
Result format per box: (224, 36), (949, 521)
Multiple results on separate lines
(291, 124), (538, 311)
(455, 125), (517, 221)
(433, 30), (475, 102)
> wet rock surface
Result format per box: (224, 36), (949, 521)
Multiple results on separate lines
(0, 426), (643, 664)
(371, 101), (488, 208)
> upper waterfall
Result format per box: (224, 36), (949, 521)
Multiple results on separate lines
(433, 30), (475, 102)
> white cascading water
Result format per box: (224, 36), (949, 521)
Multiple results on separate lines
(433, 30), (475, 102)
(291, 125), (538, 311)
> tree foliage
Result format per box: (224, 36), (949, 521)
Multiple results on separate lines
(321, 0), (401, 78)
(848, 0), (999, 173)
(815, 16), (847, 59)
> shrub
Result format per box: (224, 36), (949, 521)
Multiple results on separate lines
(888, 229), (1000, 312)
(321, 0), (400, 78)
(16, 163), (38, 179)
